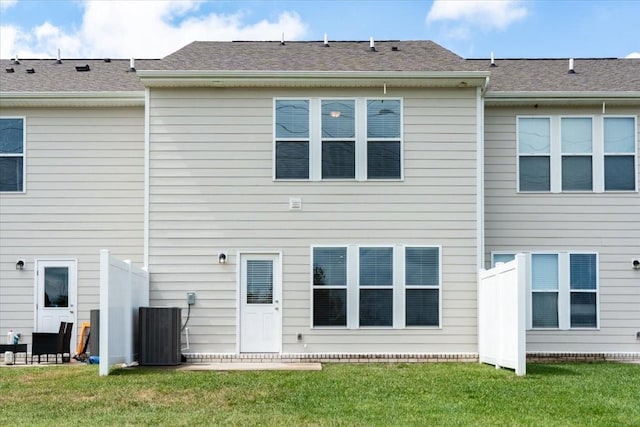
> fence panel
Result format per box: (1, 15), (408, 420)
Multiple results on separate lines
(478, 254), (526, 375)
(99, 250), (149, 376)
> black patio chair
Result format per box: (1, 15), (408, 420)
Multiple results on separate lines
(31, 322), (74, 364)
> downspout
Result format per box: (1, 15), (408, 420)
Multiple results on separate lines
(476, 82), (486, 357)
(476, 83), (486, 272)
(144, 87), (150, 269)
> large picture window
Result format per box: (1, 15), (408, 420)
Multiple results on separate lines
(0, 117), (25, 192)
(517, 116), (637, 193)
(312, 245), (441, 328)
(274, 98), (402, 181)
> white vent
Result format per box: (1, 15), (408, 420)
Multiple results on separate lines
(289, 197), (302, 210)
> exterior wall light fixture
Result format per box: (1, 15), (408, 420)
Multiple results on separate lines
(218, 253), (227, 264)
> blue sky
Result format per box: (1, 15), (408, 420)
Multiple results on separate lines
(1, 0), (639, 59)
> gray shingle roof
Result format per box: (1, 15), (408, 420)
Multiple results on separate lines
(0, 59), (154, 92)
(155, 40), (467, 72)
(465, 58), (640, 93)
(1, 41), (638, 94)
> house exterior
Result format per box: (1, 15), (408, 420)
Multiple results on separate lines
(1, 40), (638, 361)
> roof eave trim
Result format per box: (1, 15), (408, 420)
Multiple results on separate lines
(485, 91), (640, 100)
(136, 70), (490, 88)
(0, 91), (145, 107)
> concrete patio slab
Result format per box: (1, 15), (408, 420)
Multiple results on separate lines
(177, 362), (322, 371)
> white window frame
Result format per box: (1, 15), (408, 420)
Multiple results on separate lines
(0, 116), (26, 193)
(603, 115), (638, 192)
(516, 115), (637, 193)
(311, 244), (441, 329)
(402, 245), (442, 329)
(274, 98), (403, 182)
(490, 251), (599, 330)
(560, 116), (595, 192)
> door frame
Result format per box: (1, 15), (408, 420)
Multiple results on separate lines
(236, 251), (283, 354)
(33, 258), (78, 350)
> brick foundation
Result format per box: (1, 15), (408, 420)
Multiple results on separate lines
(182, 352), (640, 364)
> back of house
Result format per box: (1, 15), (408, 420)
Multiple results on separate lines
(1, 40), (638, 361)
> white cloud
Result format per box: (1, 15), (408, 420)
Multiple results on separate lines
(427, 0), (527, 31)
(0, 0), (308, 59)
(625, 52), (640, 58)
(0, 0), (18, 11)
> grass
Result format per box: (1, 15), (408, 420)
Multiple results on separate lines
(0, 362), (638, 426)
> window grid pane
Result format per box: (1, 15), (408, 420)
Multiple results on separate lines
(405, 247), (439, 286)
(367, 141), (400, 179)
(604, 156), (635, 191)
(562, 156), (592, 191)
(322, 100), (355, 138)
(0, 118), (24, 154)
(359, 247), (393, 287)
(570, 292), (597, 328)
(406, 289), (439, 326)
(367, 100), (400, 138)
(604, 117), (635, 153)
(313, 289), (347, 326)
(275, 100), (309, 139)
(493, 253), (516, 266)
(532, 292), (559, 328)
(275, 141), (309, 179)
(518, 118), (550, 154)
(313, 247), (347, 286)
(359, 289), (393, 327)
(570, 254), (597, 290)
(322, 141), (355, 179)
(532, 254), (558, 290)
(561, 118), (592, 154)
(519, 156), (550, 191)
(0, 157), (24, 192)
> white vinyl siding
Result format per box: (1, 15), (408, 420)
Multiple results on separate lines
(485, 106), (639, 352)
(0, 107), (145, 338)
(517, 115), (637, 193)
(149, 87), (479, 354)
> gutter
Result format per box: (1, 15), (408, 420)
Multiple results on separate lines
(484, 91), (640, 106)
(137, 70), (491, 89)
(0, 91), (145, 107)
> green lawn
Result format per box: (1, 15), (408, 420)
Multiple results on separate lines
(0, 362), (638, 426)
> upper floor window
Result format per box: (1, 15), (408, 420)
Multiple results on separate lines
(604, 117), (636, 191)
(0, 117), (25, 193)
(517, 116), (637, 193)
(274, 98), (402, 181)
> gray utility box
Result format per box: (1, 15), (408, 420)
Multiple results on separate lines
(138, 307), (182, 366)
(89, 309), (100, 356)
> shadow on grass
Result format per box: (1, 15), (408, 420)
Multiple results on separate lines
(526, 363), (582, 376)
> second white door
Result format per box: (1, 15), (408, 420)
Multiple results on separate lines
(239, 254), (281, 353)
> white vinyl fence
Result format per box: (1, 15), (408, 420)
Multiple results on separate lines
(478, 254), (527, 376)
(99, 250), (149, 376)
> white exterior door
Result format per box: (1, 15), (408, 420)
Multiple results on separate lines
(36, 260), (77, 343)
(239, 254), (282, 353)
